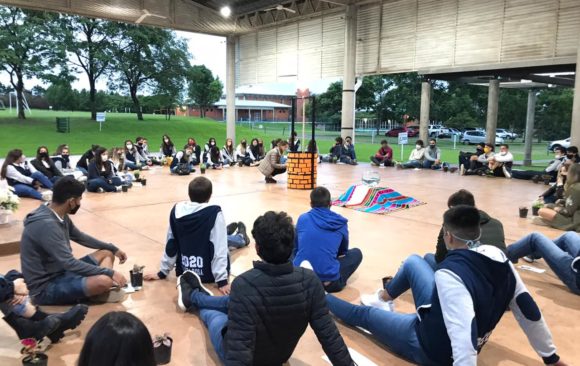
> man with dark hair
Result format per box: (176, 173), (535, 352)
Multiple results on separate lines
(423, 138), (442, 169)
(487, 144), (514, 178)
(20, 176), (128, 305)
(458, 142), (485, 169)
(462, 143), (494, 176)
(424, 189), (505, 268)
(344, 136), (358, 165)
(512, 146), (567, 182)
(370, 140), (393, 167)
(177, 211), (354, 365)
(566, 146), (579, 163)
(293, 187), (362, 292)
(328, 205), (565, 366)
(145, 177), (250, 293)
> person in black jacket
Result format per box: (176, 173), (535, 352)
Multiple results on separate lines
(87, 147), (123, 192)
(31, 146), (63, 183)
(177, 211), (354, 366)
(76, 145), (100, 176)
(1, 270), (88, 343)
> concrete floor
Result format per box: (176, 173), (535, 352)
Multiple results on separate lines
(0, 163), (578, 366)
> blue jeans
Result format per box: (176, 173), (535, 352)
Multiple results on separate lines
(124, 161), (141, 170)
(422, 160), (440, 170)
(190, 292), (230, 362)
(12, 172), (53, 200)
(507, 232), (580, 295)
(227, 234), (246, 249)
(423, 253), (437, 271)
(326, 254), (436, 365)
(76, 167), (88, 176)
(87, 177), (122, 192)
(0, 297), (29, 316)
(324, 248), (363, 293)
(400, 160), (422, 169)
(32, 255), (96, 305)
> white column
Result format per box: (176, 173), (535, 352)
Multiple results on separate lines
(571, 39), (580, 146)
(486, 79), (500, 146)
(419, 80), (431, 143)
(523, 90), (537, 166)
(340, 4), (357, 140)
(226, 35), (236, 143)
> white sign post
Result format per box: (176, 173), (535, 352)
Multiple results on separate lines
(398, 132), (408, 161)
(96, 112), (106, 131)
(453, 134), (458, 150)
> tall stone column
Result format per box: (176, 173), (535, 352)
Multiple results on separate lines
(419, 80), (431, 143)
(485, 79), (500, 146)
(226, 35), (236, 143)
(523, 89), (537, 166)
(340, 4), (357, 140)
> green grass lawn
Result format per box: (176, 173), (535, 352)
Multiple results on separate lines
(0, 109), (553, 168)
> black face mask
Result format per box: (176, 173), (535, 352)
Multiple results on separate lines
(40, 152), (49, 159)
(430, 145), (436, 148)
(69, 201), (81, 215)
(567, 154), (575, 159)
(61, 154), (70, 162)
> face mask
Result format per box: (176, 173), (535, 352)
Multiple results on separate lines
(138, 142), (143, 146)
(430, 145), (436, 149)
(62, 154), (70, 161)
(70, 201), (81, 215)
(416, 145), (422, 149)
(211, 142), (216, 146)
(567, 154), (574, 159)
(555, 154), (561, 159)
(40, 152), (48, 158)
(164, 139), (169, 143)
(484, 147), (491, 153)
(126, 144), (133, 149)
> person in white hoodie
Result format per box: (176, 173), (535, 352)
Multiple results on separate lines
(487, 144), (514, 178)
(1, 149), (53, 200)
(397, 140), (426, 169)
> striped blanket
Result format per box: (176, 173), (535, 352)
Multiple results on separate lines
(332, 184), (425, 214)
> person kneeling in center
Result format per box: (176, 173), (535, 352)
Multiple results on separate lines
(177, 211), (354, 365)
(258, 140), (288, 184)
(293, 187), (363, 292)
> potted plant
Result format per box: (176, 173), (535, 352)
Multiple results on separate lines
(532, 200), (544, 216)
(200, 163), (207, 174)
(0, 185), (20, 225)
(133, 171), (141, 182)
(140, 174), (147, 186)
(21, 338), (47, 366)
(519, 206), (529, 218)
(130, 264), (145, 289)
(153, 333), (173, 365)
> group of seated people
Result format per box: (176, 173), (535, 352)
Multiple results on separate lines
(1, 171), (576, 365)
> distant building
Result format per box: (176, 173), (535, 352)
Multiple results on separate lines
(176, 85), (310, 122)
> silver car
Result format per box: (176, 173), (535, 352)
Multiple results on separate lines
(462, 131), (504, 145)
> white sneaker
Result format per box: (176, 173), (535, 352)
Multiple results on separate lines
(502, 165), (512, 179)
(361, 289), (394, 312)
(460, 164), (465, 176)
(299, 260), (313, 271)
(523, 256), (536, 263)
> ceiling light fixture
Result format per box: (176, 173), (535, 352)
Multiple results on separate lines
(220, 6), (232, 18)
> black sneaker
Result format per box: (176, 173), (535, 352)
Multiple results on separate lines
(237, 222), (250, 246)
(532, 175), (541, 184)
(177, 272), (194, 312)
(182, 271), (213, 297)
(48, 304), (89, 343)
(265, 177), (277, 183)
(227, 222), (238, 236)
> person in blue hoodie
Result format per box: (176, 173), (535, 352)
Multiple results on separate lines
(325, 206), (566, 366)
(293, 187), (362, 293)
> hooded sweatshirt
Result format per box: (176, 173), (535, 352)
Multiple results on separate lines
(293, 207), (349, 282)
(20, 204), (118, 297)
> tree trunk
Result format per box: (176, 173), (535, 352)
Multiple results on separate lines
(16, 72), (26, 120)
(89, 77), (97, 120)
(130, 87), (143, 120)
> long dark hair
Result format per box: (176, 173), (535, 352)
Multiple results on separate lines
(250, 138), (260, 156)
(94, 147), (111, 174)
(77, 311), (156, 366)
(124, 140), (134, 154)
(1, 149), (24, 179)
(210, 145), (221, 162)
(224, 138), (234, 155)
(161, 134), (174, 149)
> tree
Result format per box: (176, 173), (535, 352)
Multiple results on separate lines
(187, 65), (223, 118)
(45, 81), (78, 111)
(109, 24), (190, 120)
(0, 7), (64, 119)
(63, 16), (116, 120)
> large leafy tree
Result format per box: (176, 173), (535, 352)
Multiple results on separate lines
(187, 65), (223, 118)
(109, 24), (189, 120)
(0, 7), (64, 119)
(63, 16), (116, 120)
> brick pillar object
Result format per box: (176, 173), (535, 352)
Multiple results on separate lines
(287, 152), (318, 190)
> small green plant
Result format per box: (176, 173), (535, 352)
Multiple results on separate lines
(132, 264), (145, 273)
(133, 171), (140, 179)
(532, 200), (544, 208)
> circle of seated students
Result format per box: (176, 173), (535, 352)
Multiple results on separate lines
(1, 135), (579, 365)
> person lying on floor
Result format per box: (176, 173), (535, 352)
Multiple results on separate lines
(144, 177), (250, 293)
(327, 205), (566, 366)
(1, 270), (88, 342)
(292, 187), (362, 293)
(176, 211), (354, 366)
(424, 189), (505, 269)
(507, 232), (580, 295)
(534, 163), (580, 232)
(20, 176), (129, 305)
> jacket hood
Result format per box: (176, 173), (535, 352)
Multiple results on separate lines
(478, 209), (491, 225)
(24, 204), (57, 226)
(308, 207), (347, 231)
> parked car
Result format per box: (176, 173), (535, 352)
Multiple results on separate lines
(448, 128), (462, 138)
(429, 125), (451, 138)
(461, 131), (504, 145)
(496, 129), (517, 140)
(548, 137), (570, 151)
(385, 127), (418, 137)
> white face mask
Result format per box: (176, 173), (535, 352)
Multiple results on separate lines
(126, 144), (133, 150)
(416, 145), (422, 149)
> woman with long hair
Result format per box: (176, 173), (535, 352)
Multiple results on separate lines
(236, 139), (252, 167)
(31, 146), (63, 183)
(78, 312), (156, 366)
(186, 137), (201, 165)
(537, 163), (580, 231)
(109, 147), (133, 186)
(203, 137), (218, 164)
(1, 149), (53, 200)
(248, 138), (262, 165)
(221, 138), (236, 166)
(207, 145), (224, 169)
(123, 140), (148, 171)
(160, 134), (176, 157)
(87, 147), (123, 193)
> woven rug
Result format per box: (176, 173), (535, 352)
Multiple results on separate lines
(332, 184), (425, 214)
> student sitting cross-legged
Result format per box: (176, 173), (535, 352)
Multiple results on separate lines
(20, 176), (129, 305)
(326, 206), (566, 366)
(144, 177), (251, 293)
(293, 187), (363, 293)
(176, 211), (354, 366)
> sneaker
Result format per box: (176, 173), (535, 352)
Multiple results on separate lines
(177, 273), (194, 312)
(97, 187), (104, 193)
(227, 222), (238, 236)
(237, 222), (250, 246)
(449, 167), (458, 173)
(299, 260), (314, 271)
(182, 271), (213, 297)
(361, 289), (394, 312)
(370, 162), (379, 167)
(502, 165), (512, 179)
(238, 161), (243, 167)
(47, 304), (89, 343)
(265, 177), (277, 184)
(115, 186), (123, 192)
(522, 256), (536, 263)
(531, 216), (549, 226)
(460, 164), (465, 176)
(532, 175), (541, 184)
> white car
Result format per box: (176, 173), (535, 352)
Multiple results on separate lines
(429, 125), (451, 138)
(496, 129), (517, 140)
(462, 131), (504, 145)
(548, 138), (570, 151)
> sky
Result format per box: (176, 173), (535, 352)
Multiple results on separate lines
(0, 30), (334, 95)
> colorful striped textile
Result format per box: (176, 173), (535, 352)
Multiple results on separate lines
(332, 184), (425, 214)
